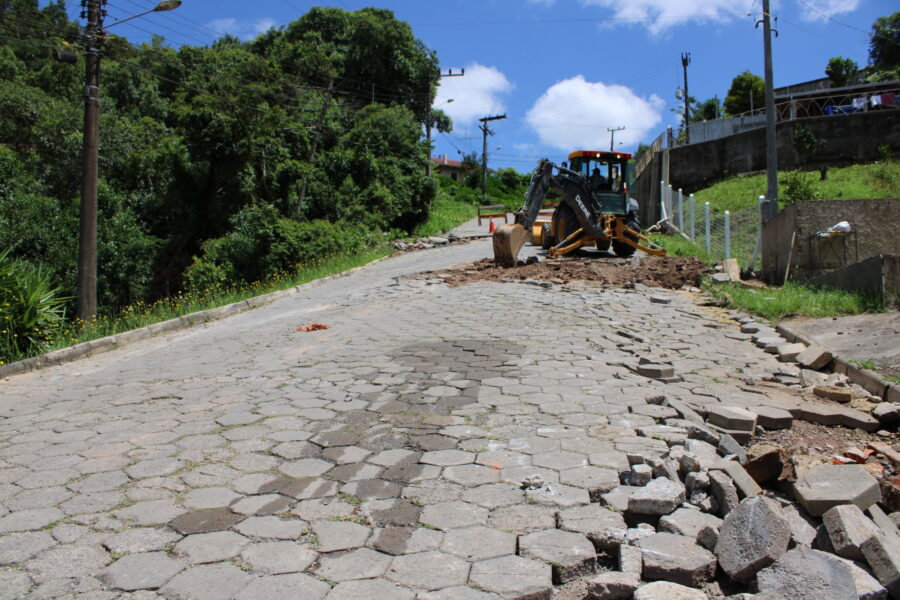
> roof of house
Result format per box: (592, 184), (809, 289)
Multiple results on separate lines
(430, 155), (467, 169)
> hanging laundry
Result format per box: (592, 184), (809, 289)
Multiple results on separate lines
(824, 105), (834, 116)
(871, 94), (883, 107)
(852, 97), (866, 110)
(884, 92), (897, 106)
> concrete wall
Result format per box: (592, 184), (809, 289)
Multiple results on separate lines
(668, 110), (900, 193)
(806, 254), (900, 307)
(761, 198), (900, 283)
(632, 149), (665, 228)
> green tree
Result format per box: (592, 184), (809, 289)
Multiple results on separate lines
(825, 56), (858, 87)
(867, 12), (900, 82)
(724, 71), (765, 116)
(691, 96), (722, 121)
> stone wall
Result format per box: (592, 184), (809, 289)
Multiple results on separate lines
(761, 198), (900, 283)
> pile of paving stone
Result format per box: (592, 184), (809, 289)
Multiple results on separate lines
(552, 390), (900, 600)
(392, 236), (457, 252)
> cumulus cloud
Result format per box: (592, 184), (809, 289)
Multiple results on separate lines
(434, 63), (514, 126)
(525, 76), (664, 150)
(796, 0), (861, 22)
(207, 17), (277, 41)
(580, 0), (752, 35)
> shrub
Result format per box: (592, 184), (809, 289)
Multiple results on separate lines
(781, 171), (820, 204)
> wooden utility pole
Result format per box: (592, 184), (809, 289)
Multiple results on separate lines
(76, 0), (105, 320)
(478, 114), (506, 201)
(607, 126), (625, 151)
(760, 0), (779, 214)
(681, 52), (691, 144)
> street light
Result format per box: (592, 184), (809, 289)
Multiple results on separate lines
(76, 0), (181, 320)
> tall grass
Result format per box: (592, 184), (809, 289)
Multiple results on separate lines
(706, 281), (883, 321)
(412, 194), (476, 238)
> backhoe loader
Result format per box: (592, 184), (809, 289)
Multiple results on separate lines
(492, 150), (665, 266)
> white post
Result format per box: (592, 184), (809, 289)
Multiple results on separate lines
(705, 202), (711, 253)
(724, 210), (731, 259)
(677, 188), (684, 232)
(660, 181), (666, 221)
(689, 194), (696, 241)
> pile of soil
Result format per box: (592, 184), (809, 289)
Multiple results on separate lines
(431, 255), (706, 290)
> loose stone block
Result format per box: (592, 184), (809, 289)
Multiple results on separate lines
(658, 508), (722, 543)
(797, 343), (833, 370)
(619, 543), (643, 574)
(832, 554), (889, 600)
(756, 547), (857, 600)
(468, 555), (552, 600)
(823, 504), (880, 561)
(628, 477), (685, 515)
(706, 406), (757, 432)
(792, 464), (882, 517)
(714, 496), (791, 583)
(708, 470), (739, 517)
(630, 464), (652, 486)
(814, 385), (854, 403)
(519, 528), (596, 583)
(721, 461), (762, 498)
(636, 364), (675, 379)
(633, 581), (707, 600)
(776, 342), (806, 362)
(639, 532), (717, 587)
(557, 503), (627, 550)
(752, 406), (793, 430)
(586, 571), (641, 600)
(861, 531), (900, 597)
(717, 434), (747, 463)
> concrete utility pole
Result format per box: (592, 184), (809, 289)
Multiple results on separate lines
(681, 52), (691, 144)
(427, 69), (464, 176)
(478, 114), (506, 201)
(760, 0), (779, 214)
(607, 126), (625, 151)
(76, 0), (105, 320)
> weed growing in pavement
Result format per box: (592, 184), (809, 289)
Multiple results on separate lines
(849, 359), (879, 370)
(705, 281), (883, 321)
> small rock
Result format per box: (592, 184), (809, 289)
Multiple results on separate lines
(814, 385), (855, 403)
(650, 295), (672, 305)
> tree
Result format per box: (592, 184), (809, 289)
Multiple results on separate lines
(724, 71), (764, 116)
(869, 12), (900, 70)
(691, 96), (722, 122)
(825, 56), (858, 88)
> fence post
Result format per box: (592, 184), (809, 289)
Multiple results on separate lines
(660, 181), (666, 221)
(667, 185), (673, 221)
(677, 188), (683, 232)
(704, 202), (711, 253)
(724, 210), (731, 259)
(689, 194), (696, 241)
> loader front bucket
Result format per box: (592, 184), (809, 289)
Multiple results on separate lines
(492, 224), (529, 267)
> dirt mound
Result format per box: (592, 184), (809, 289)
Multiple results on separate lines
(431, 255), (706, 290)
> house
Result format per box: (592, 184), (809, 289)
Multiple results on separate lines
(430, 154), (472, 181)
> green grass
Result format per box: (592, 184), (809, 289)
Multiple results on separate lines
(694, 160), (900, 213)
(15, 248), (391, 364)
(705, 281), (883, 321)
(649, 233), (713, 264)
(411, 193), (476, 238)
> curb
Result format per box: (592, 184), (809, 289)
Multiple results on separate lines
(0, 255), (392, 381)
(776, 322), (899, 403)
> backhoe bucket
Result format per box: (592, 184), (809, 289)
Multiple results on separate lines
(492, 224), (529, 267)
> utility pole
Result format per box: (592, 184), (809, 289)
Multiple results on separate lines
(427, 69), (464, 176)
(607, 126), (625, 151)
(76, 0), (105, 320)
(681, 52), (691, 144)
(478, 114), (506, 201)
(759, 0), (779, 214)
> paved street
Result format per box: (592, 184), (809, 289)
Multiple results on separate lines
(0, 232), (797, 600)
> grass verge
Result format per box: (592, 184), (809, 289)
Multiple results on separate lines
(412, 194), (476, 238)
(649, 233), (713, 265)
(705, 280), (883, 321)
(7, 247), (391, 364)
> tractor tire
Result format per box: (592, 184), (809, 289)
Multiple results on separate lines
(612, 215), (640, 258)
(541, 223), (553, 250)
(555, 204), (581, 245)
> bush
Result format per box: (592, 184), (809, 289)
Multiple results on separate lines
(781, 171), (820, 204)
(0, 249), (69, 364)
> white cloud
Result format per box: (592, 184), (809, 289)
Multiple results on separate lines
(525, 76), (664, 150)
(579, 0), (753, 35)
(207, 17), (277, 41)
(796, 0), (861, 22)
(434, 63), (514, 126)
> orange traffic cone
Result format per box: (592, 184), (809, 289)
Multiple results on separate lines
(489, 220), (496, 233)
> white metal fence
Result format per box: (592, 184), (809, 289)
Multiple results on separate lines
(659, 183), (764, 270)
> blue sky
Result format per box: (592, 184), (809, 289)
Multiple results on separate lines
(52, 0), (896, 172)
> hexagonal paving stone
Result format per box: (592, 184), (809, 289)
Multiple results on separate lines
(418, 588), (502, 600)
(315, 547), (393, 582)
(639, 532), (717, 588)
(322, 446), (372, 464)
(557, 503), (627, 550)
(468, 555), (552, 599)
(168, 508), (243, 534)
(559, 466), (620, 500)
(386, 551), (470, 590)
(531, 451), (588, 471)
(462, 483), (525, 509)
(326, 578), (416, 600)
(420, 450), (476, 467)
(440, 526), (516, 562)
(526, 483), (590, 508)
(235, 573), (330, 600)
(174, 531), (249, 564)
(312, 520), (371, 552)
(519, 528), (597, 583)
(326, 462), (384, 483)
(0, 531), (55, 565)
(102, 528), (182, 555)
(182, 487), (241, 510)
(792, 464), (882, 517)
(419, 501), (488, 530)
(362, 498), (422, 527)
(98, 551), (183, 591)
(278, 459), (333, 479)
(160, 563), (251, 600)
(443, 465), (500, 487)
(230, 494), (293, 516)
(234, 516), (306, 540)
(341, 479), (402, 500)
(475, 451), (531, 470)
(240, 541), (317, 574)
(116, 500), (184, 526)
(489, 504), (557, 534)
(0, 508), (64, 533)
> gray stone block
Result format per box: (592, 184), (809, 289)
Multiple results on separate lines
(468, 555), (552, 600)
(586, 571), (641, 600)
(752, 406), (793, 430)
(639, 532), (716, 587)
(823, 504), (880, 561)
(658, 508), (722, 543)
(619, 543), (643, 574)
(707, 406), (757, 432)
(756, 547), (857, 600)
(708, 470), (739, 517)
(519, 528), (596, 584)
(861, 532), (900, 597)
(160, 564), (252, 600)
(557, 503), (627, 550)
(386, 551), (470, 591)
(796, 343), (833, 370)
(714, 496), (791, 583)
(721, 461), (762, 498)
(98, 552), (183, 591)
(633, 581), (707, 599)
(792, 464), (882, 517)
(628, 477), (685, 515)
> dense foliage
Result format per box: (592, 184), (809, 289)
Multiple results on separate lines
(724, 71), (765, 116)
(868, 11), (900, 81)
(0, 1), (449, 356)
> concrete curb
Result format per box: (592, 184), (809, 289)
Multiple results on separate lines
(0, 255), (392, 380)
(776, 322), (899, 403)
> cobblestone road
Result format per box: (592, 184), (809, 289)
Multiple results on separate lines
(0, 235), (797, 599)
